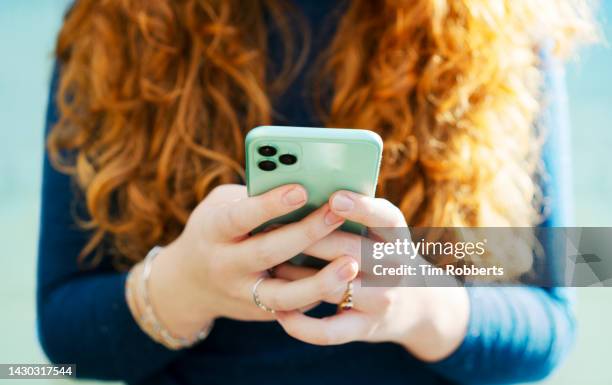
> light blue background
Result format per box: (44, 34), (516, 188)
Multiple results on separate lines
(0, 1), (610, 384)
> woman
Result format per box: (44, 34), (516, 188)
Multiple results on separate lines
(38, 1), (592, 384)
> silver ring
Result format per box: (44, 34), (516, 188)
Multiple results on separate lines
(252, 275), (275, 313)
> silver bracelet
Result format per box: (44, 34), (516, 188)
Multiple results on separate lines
(140, 246), (214, 350)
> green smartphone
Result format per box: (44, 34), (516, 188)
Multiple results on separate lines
(245, 125), (383, 239)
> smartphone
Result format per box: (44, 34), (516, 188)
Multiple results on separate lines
(245, 125), (383, 239)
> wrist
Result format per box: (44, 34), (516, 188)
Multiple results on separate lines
(150, 242), (217, 338)
(401, 287), (470, 362)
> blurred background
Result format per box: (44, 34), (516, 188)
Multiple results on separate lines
(0, 1), (610, 384)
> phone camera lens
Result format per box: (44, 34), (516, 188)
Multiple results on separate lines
(279, 154), (297, 165)
(258, 160), (277, 171)
(258, 145), (277, 157)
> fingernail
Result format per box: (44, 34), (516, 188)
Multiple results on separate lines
(331, 193), (354, 212)
(337, 259), (358, 280)
(283, 187), (306, 206)
(324, 210), (344, 225)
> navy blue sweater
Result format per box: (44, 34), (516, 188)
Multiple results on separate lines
(37, 2), (576, 384)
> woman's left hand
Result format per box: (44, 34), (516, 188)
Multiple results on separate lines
(273, 190), (470, 362)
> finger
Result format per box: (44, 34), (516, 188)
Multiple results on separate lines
(270, 270), (382, 312)
(302, 230), (382, 269)
(273, 263), (319, 280)
(320, 279), (385, 312)
(204, 184), (248, 206)
(210, 184), (307, 240)
(329, 191), (406, 228)
(246, 297), (320, 319)
(276, 310), (372, 346)
(303, 230), (361, 265)
(236, 204), (345, 272)
(256, 256), (358, 311)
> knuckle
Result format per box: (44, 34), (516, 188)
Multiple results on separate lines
(388, 203), (406, 225)
(304, 223), (323, 244)
(318, 276), (341, 297)
(257, 192), (282, 215)
(254, 239), (279, 266)
(362, 198), (378, 217)
(325, 288), (345, 303)
(207, 185), (234, 202)
(378, 198), (404, 227)
(391, 214), (405, 227)
(379, 198), (394, 209)
(189, 203), (214, 231)
(225, 205), (248, 233)
(208, 185), (225, 199)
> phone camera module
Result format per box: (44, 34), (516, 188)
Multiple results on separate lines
(258, 160), (277, 171)
(279, 154), (297, 165)
(258, 145), (277, 157)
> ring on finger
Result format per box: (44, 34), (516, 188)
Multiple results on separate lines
(252, 274), (276, 314)
(337, 280), (354, 312)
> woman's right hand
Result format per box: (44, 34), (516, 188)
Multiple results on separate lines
(130, 184), (359, 342)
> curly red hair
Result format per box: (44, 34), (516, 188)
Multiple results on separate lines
(49, 0), (593, 267)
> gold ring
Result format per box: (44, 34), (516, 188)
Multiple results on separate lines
(252, 275), (275, 313)
(338, 280), (354, 312)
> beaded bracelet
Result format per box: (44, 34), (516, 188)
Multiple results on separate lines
(126, 246), (213, 350)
